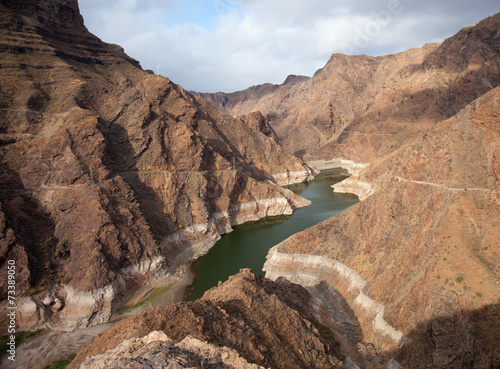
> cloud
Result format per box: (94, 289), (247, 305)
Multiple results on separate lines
(78, 0), (499, 92)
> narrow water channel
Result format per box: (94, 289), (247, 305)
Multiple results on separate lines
(184, 169), (359, 301)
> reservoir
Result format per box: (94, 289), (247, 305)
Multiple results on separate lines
(185, 169), (359, 301)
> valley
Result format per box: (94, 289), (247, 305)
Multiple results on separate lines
(0, 1), (499, 368)
(186, 169), (359, 301)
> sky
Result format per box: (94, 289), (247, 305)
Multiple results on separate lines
(78, 0), (499, 93)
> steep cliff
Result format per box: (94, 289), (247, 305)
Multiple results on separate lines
(264, 83), (500, 367)
(202, 14), (500, 162)
(0, 0), (313, 331)
(199, 19), (500, 366)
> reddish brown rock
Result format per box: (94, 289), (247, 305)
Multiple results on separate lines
(199, 14), (500, 367)
(70, 269), (369, 369)
(264, 85), (500, 367)
(0, 0), (312, 331)
(202, 14), (500, 163)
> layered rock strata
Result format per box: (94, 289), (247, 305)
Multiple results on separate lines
(307, 158), (374, 200)
(264, 249), (404, 350)
(332, 177), (374, 201)
(0, 0), (312, 331)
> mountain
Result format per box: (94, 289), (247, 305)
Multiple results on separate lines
(200, 13), (500, 368)
(202, 15), (500, 162)
(259, 15), (500, 369)
(0, 0), (314, 331)
(1, 1), (499, 368)
(197, 74), (310, 113)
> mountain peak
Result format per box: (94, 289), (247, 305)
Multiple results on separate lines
(1, 0), (84, 29)
(283, 74), (310, 85)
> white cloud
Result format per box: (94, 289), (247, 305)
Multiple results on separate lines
(78, 0), (499, 92)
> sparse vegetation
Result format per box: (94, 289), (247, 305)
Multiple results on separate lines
(455, 275), (464, 283)
(43, 355), (76, 369)
(0, 330), (43, 357)
(115, 284), (173, 315)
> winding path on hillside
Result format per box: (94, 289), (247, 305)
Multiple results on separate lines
(395, 176), (496, 193)
(7, 165), (310, 195)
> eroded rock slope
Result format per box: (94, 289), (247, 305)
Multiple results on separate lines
(201, 14), (500, 368)
(263, 64), (500, 369)
(70, 269), (375, 369)
(202, 14), (500, 162)
(0, 0), (313, 331)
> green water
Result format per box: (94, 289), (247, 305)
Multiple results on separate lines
(184, 169), (359, 301)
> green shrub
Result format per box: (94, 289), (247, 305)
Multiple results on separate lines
(43, 355), (76, 369)
(115, 284), (172, 316)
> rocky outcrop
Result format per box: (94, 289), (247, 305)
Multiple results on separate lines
(71, 269), (384, 369)
(202, 14), (500, 162)
(263, 85), (500, 367)
(0, 0), (312, 331)
(77, 331), (265, 369)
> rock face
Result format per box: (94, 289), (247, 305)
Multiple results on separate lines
(0, 0), (313, 331)
(199, 13), (500, 368)
(202, 14), (500, 162)
(71, 269), (376, 369)
(2, 2), (499, 368)
(264, 79), (500, 367)
(77, 331), (265, 369)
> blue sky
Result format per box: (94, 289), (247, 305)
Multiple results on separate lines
(163, 0), (219, 29)
(78, 0), (499, 93)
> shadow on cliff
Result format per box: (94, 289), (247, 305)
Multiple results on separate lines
(97, 119), (175, 242)
(0, 167), (63, 296)
(391, 303), (500, 369)
(316, 79), (498, 158)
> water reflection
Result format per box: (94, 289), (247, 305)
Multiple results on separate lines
(185, 169), (358, 301)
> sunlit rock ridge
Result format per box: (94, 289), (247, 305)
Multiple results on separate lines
(0, 0), (313, 332)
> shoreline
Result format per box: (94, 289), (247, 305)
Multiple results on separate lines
(145, 266), (194, 311)
(1, 267), (195, 369)
(5, 173), (312, 368)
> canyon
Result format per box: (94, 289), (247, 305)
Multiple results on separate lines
(0, 1), (499, 368)
(0, 0), (313, 333)
(207, 12), (500, 368)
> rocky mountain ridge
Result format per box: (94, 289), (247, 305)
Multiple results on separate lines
(0, 2), (499, 369)
(70, 269), (378, 369)
(202, 14), (500, 162)
(0, 0), (313, 332)
(263, 84), (500, 367)
(197, 74), (310, 112)
(259, 18), (500, 367)
(201, 12), (500, 369)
